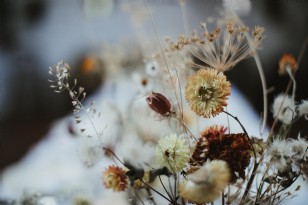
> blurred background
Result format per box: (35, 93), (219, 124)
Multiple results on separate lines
(0, 0), (307, 176)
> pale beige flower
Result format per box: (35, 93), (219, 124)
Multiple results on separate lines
(171, 22), (264, 72)
(103, 166), (128, 192)
(179, 160), (230, 204)
(267, 139), (292, 171)
(155, 134), (190, 172)
(272, 94), (297, 124)
(289, 134), (308, 157)
(185, 69), (231, 118)
(298, 100), (308, 120)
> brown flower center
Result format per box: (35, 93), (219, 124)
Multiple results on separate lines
(198, 85), (214, 102)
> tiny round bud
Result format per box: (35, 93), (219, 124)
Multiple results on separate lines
(146, 92), (173, 116)
(279, 54), (297, 75)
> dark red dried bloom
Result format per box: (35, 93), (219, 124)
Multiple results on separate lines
(146, 92), (174, 116)
(190, 125), (253, 183)
(189, 125), (227, 169)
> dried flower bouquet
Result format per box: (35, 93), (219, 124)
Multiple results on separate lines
(48, 1), (308, 205)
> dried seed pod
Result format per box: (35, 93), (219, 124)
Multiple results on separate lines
(146, 92), (174, 117)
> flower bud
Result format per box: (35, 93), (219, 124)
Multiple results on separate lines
(279, 54), (297, 75)
(146, 92), (173, 116)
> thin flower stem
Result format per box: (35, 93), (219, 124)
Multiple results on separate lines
(180, 2), (189, 35)
(174, 66), (185, 127)
(173, 173), (177, 202)
(267, 35), (308, 143)
(250, 39), (268, 135)
(262, 173), (300, 203)
(222, 111), (261, 205)
(168, 176), (174, 199)
(102, 147), (124, 165)
(231, 13), (268, 135)
(239, 162), (260, 205)
(141, 179), (178, 205)
(135, 190), (146, 205)
(174, 117), (197, 142)
(222, 191), (225, 205)
(222, 111), (248, 136)
(145, 187), (157, 205)
(222, 110), (257, 160)
(158, 175), (174, 201)
(67, 87), (103, 144)
(143, 0), (184, 121)
(286, 67), (297, 100)
(255, 162), (271, 204)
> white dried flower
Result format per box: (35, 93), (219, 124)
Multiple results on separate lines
(119, 134), (155, 169)
(131, 72), (153, 95)
(155, 134), (190, 172)
(145, 61), (160, 77)
(223, 0), (251, 16)
(267, 139), (292, 171)
(289, 134), (308, 157)
(298, 100), (308, 120)
(272, 94), (297, 124)
(48, 60), (71, 92)
(77, 136), (102, 167)
(179, 160), (230, 204)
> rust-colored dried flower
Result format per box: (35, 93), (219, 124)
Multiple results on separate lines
(102, 165), (128, 192)
(189, 125), (227, 170)
(185, 69), (231, 118)
(190, 127), (253, 183)
(146, 92), (174, 117)
(279, 54), (297, 75)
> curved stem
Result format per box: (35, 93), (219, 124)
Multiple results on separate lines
(286, 67), (296, 100)
(267, 35), (308, 143)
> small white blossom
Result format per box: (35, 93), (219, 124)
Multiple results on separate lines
(289, 134), (308, 157)
(48, 60), (71, 91)
(223, 0), (251, 16)
(131, 72), (153, 95)
(272, 94), (297, 124)
(155, 133), (190, 172)
(77, 136), (102, 167)
(145, 61), (160, 77)
(298, 100), (308, 120)
(118, 133), (155, 169)
(267, 139), (292, 171)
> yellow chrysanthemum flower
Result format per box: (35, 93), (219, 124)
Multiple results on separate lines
(185, 69), (231, 118)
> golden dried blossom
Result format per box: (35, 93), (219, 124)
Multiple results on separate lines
(185, 69), (231, 118)
(170, 22), (264, 72)
(102, 165), (128, 192)
(155, 134), (190, 172)
(179, 160), (230, 204)
(279, 54), (298, 75)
